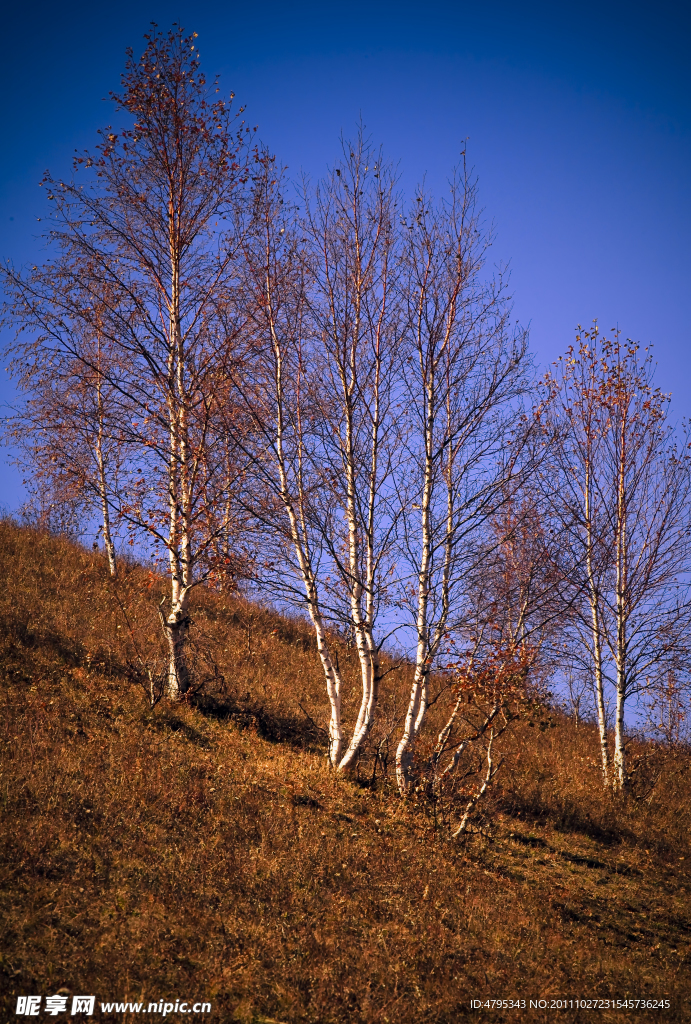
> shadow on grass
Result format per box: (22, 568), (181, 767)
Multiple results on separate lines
(145, 711), (212, 749)
(498, 789), (628, 846)
(191, 691), (326, 753)
(2, 617), (88, 667)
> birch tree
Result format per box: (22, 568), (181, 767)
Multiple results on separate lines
(393, 166), (532, 796)
(3, 278), (123, 576)
(541, 326), (691, 791)
(2, 26), (250, 697)
(300, 132), (403, 770)
(234, 154), (346, 764)
(236, 137), (402, 769)
(538, 332), (615, 783)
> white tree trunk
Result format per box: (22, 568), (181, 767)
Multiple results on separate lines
(586, 564), (610, 786)
(95, 368), (117, 579)
(613, 679), (628, 792)
(269, 308), (345, 765)
(162, 223), (193, 701)
(584, 456), (611, 786)
(99, 479), (117, 579)
(452, 730), (500, 838)
(337, 398), (380, 772)
(160, 591), (191, 699)
(396, 351), (452, 795)
(613, 410), (629, 793)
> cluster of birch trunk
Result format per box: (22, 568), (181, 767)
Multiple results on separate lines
(3, 27), (690, 807)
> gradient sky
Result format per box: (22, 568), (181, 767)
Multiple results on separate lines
(1, 0), (689, 509)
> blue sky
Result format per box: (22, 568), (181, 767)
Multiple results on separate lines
(1, 0), (689, 509)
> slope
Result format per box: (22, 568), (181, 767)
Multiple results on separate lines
(0, 521), (689, 1023)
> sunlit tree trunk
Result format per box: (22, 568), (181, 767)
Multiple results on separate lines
(94, 342), (117, 578)
(302, 131), (400, 772)
(335, 251), (386, 773)
(396, 343), (446, 793)
(584, 459), (610, 786)
(273, 324), (345, 765)
(613, 399), (629, 792)
(394, 166), (530, 798)
(541, 325), (691, 793)
(2, 27), (251, 702)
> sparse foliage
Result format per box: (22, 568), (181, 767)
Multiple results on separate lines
(393, 161), (533, 797)
(4, 25), (691, 858)
(234, 134), (403, 769)
(540, 326), (691, 790)
(3, 26), (252, 697)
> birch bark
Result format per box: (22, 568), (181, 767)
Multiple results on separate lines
(584, 456), (610, 785)
(3, 29), (251, 698)
(541, 326), (691, 792)
(236, 136), (399, 770)
(613, 396), (629, 791)
(394, 167), (531, 797)
(234, 155), (346, 763)
(301, 132), (400, 771)
(94, 335), (117, 578)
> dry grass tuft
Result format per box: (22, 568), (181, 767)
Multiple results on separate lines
(0, 521), (689, 1022)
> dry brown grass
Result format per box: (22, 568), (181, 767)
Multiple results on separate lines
(0, 520), (689, 1023)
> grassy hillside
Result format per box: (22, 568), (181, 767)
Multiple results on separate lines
(0, 520), (689, 1023)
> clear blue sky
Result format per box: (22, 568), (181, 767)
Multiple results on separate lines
(1, 0), (689, 509)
